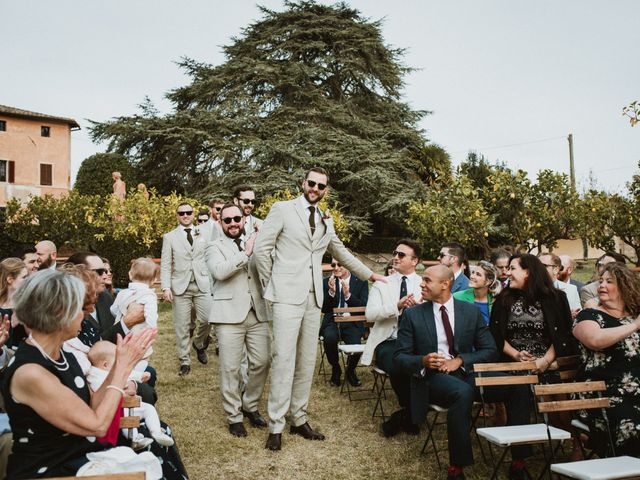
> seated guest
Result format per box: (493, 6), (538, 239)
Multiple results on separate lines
(538, 252), (581, 313)
(0, 259), (28, 349)
(559, 255), (584, 290)
(101, 257), (117, 298)
(573, 262), (640, 456)
(490, 253), (577, 374)
(394, 264), (532, 480)
(35, 240), (58, 271)
(580, 252), (626, 307)
(363, 239), (423, 437)
(438, 242), (470, 293)
(491, 249), (511, 289)
(453, 260), (501, 325)
(2, 269), (157, 478)
(9, 245), (40, 274)
(320, 258), (369, 387)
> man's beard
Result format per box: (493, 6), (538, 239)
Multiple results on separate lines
(224, 228), (242, 239)
(303, 190), (324, 205)
(39, 257), (53, 269)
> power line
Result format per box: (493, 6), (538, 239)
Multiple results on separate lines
(450, 135), (567, 154)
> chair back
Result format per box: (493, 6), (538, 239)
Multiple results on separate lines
(547, 355), (580, 381)
(120, 395), (142, 433)
(333, 306), (367, 323)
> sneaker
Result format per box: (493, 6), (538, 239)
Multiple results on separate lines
(151, 431), (175, 447)
(131, 436), (154, 450)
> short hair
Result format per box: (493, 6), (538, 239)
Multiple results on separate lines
(384, 260), (395, 276)
(59, 263), (101, 314)
(13, 270), (85, 334)
(88, 340), (116, 367)
(129, 258), (158, 284)
(396, 239), (422, 260)
(233, 185), (254, 198)
(36, 240), (57, 253)
(208, 198), (225, 207)
(219, 202), (242, 218)
(305, 167), (329, 183)
(538, 252), (562, 270)
(9, 244), (36, 260)
(490, 249), (511, 265)
(198, 209), (210, 217)
(601, 262), (640, 316)
(442, 242), (467, 267)
(176, 202), (193, 212)
(67, 251), (99, 266)
(112, 171), (122, 179)
(599, 251), (626, 264)
(101, 257), (110, 266)
(0, 258), (26, 304)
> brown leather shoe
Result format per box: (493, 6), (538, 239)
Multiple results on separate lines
(265, 433), (281, 451)
(290, 422), (325, 440)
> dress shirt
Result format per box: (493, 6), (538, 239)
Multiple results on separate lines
(432, 296), (456, 359)
(328, 274), (352, 306)
(178, 223), (195, 241)
(299, 195), (322, 226)
(389, 271), (420, 340)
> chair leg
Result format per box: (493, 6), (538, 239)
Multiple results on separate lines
(420, 411), (442, 469)
(488, 446), (510, 480)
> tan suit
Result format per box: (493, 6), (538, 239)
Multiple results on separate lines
(253, 196), (373, 433)
(362, 272), (423, 366)
(160, 225), (212, 366)
(206, 235), (271, 424)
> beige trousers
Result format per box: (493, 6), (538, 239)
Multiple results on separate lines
(216, 309), (271, 424)
(171, 280), (211, 365)
(267, 292), (320, 433)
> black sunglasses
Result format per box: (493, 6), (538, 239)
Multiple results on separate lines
(214, 207), (222, 212)
(197, 218), (208, 224)
(177, 210), (193, 216)
(392, 250), (410, 259)
(222, 216), (243, 224)
(239, 198), (256, 205)
(306, 180), (327, 191)
(92, 268), (107, 276)
(331, 262), (342, 268)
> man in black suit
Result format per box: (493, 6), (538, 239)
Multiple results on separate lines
(320, 258), (369, 387)
(394, 264), (531, 480)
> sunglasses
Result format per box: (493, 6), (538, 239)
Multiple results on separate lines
(214, 207), (222, 212)
(306, 180), (327, 190)
(331, 262), (342, 268)
(92, 268), (107, 276)
(392, 250), (411, 259)
(238, 198), (256, 205)
(437, 252), (454, 259)
(177, 210), (193, 216)
(197, 218), (208, 224)
(222, 216), (243, 224)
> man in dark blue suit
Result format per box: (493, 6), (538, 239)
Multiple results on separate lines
(320, 258), (369, 387)
(394, 264), (531, 480)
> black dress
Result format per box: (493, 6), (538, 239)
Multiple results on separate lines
(2, 343), (106, 478)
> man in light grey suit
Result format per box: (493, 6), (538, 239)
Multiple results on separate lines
(253, 167), (386, 451)
(233, 185), (263, 243)
(206, 204), (271, 438)
(161, 202), (212, 376)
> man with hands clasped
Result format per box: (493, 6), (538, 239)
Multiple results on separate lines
(393, 264), (532, 480)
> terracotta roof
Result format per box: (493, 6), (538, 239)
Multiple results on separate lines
(0, 104), (80, 130)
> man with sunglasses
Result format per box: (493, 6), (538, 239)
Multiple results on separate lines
(203, 198), (225, 241)
(363, 239), (423, 437)
(233, 185), (262, 243)
(254, 167), (385, 451)
(206, 204), (270, 438)
(160, 202), (212, 376)
(320, 258), (369, 387)
(438, 242), (470, 294)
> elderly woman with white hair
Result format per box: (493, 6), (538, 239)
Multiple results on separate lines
(2, 269), (156, 478)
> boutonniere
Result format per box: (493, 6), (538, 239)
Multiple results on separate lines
(321, 210), (332, 221)
(194, 228), (201, 237)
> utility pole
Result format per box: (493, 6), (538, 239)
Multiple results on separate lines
(568, 133), (576, 192)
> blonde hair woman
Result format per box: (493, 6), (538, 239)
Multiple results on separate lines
(0, 258), (28, 348)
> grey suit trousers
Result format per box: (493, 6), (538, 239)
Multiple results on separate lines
(172, 280), (211, 365)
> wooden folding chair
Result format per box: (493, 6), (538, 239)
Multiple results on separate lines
(474, 361), (572, 480)
(120, 395), (142, 444)
(371, 365), (392, 421)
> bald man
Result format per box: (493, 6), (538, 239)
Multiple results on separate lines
(35, 240), (57, 271)
(394, 264), (531, 479)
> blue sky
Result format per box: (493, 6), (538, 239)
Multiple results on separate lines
(2, 0), (638, 191)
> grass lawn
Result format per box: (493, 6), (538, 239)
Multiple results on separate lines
(152, 303), (567, 480)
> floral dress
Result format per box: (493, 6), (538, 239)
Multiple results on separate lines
(575, 308), (640, 456)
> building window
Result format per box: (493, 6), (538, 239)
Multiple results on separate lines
(0, 120), (6, 132)
(41, 126), (50, 137)
(40, 163), (53, 186)
(0, 160), (15, 183)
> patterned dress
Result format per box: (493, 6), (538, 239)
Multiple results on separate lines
(575, 308), (640, 456)
(506, 298), (551, 358)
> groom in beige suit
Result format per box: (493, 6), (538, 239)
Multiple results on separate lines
(160, 202), (212, 376)
(254, 167), (385, 451)
(206, 203), (271, 437)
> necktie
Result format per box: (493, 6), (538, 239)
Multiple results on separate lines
(336, 279), (344, 307)
(185, 228), (193, 246)
(440, 305), (455, 357)
(400, 276), (408, 299)
(308, 206), (316, 235)
(234, 238), (243, 251)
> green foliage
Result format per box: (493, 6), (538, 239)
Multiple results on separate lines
(255, 188), (357, 243)
(74, 153), (138, 196)
(89, 1), (449, 237)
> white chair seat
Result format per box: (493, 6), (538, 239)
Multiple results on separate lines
(551, 456), (640, 480)
(428, 403), (448, 413)
(338, 344), (365, 354)
(476, 423), (571, 446)
(571, 418), (590, 432)
(372, 366), (387, 375)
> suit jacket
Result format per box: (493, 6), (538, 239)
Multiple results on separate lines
(320, 274), (369, 335)
(94, 290), (125, 343)
(451, 272), (470, 294)
(203, 218), (223, 242)
(393, 299), (498, 424)
(253, 197), (373, 306)
(362, 272), (423, 366)
(554, 279), (581, 310)
(580, 281), (598, 307)
(160, 225), (211, 295)
(206, 235), (269, 324)
(570, 278), (585, 291)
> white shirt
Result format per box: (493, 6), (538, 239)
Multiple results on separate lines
(554, 279), (581, 311)
(389, 271), (421, 340)
(329, 273), (352, 306)
(299, 195), (322, 226)
(432, 296), (456, 359)
(179, 223), (196, 242)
